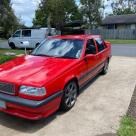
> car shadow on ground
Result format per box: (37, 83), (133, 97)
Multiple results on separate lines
(0, 111), (61, 133)
(78, 74), (100, 95)
(0, 74), (101, 133)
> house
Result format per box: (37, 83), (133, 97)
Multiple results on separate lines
(102, 14), (136, 29)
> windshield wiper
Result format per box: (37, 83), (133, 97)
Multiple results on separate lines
(57, 56), (77, 59)
(31, 54), (77, 59)
(31, 54), (53, 57)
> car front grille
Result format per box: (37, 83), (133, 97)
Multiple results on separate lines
(0, 82), (15, 95)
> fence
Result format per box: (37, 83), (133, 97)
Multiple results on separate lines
(85, 29), (136, 40)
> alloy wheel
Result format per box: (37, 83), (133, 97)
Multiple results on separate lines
(64, 82), (77, 108)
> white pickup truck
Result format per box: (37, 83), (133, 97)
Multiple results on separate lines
(8, 28), (57, 49)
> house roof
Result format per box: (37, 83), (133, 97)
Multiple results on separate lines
(102, 14), (136, 25)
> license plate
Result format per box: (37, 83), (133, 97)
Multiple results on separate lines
(0, 100), (6, 109)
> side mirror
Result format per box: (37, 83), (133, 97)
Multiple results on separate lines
(85, 54), (96, 61)
(86, 54), (95, 58)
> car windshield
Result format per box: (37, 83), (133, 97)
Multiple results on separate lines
(31, 38), (84, 59)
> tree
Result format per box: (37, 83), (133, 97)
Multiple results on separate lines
(111, 0), (136, 15)
(33, 0), (82, 30)
(80, 0), (104, 28)
(0, 0), (20, 38)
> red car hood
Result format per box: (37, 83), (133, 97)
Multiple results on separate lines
(0, 55), (77, 86)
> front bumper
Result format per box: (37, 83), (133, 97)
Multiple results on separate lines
(0, 91), (63, 120)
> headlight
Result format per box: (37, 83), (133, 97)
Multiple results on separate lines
(20, 86), (46, 96)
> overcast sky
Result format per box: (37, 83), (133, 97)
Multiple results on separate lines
(11, 0), (41, 26)
(11, 0), (112, 27)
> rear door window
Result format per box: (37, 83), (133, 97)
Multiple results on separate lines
(95, 38), (106, 52)
(22, 30), (31, 37)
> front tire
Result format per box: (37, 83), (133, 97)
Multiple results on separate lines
(35, 43), (40, 48)
(60, 81), (78, 111)
(9, 42), (16, 49)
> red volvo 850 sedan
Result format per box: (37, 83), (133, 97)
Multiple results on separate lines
(0, 35), (111, 120)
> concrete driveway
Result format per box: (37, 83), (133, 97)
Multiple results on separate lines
(0, 56), (135, 136)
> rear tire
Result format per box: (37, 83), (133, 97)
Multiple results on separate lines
(60, 81), (78, 111)
(101, 59), (109, 75)
(35, 43), (40, 48)
(9, 42), (16, 49)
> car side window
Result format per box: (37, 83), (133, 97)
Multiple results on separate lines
(13, 30), (21, 37)
(95, 38), (106, 52)
(22, 30), (31, 37)
(86, 39), (96, 55)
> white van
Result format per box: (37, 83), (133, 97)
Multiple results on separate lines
(8, 28), (56, 49)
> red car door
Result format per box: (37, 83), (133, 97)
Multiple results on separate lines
(82, 38), (99, 82)
(95, 37), (106, 63)
(94, 37), (107, 70)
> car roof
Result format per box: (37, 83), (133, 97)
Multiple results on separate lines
(50, 35), (101, 40)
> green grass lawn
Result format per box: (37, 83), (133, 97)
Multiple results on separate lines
(0, 48), (25, 64)
(0, 48), (25, 55)
(106, 39), (136, 44)
(117, 116), (136, 136)
(0, 55), (16, 64)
